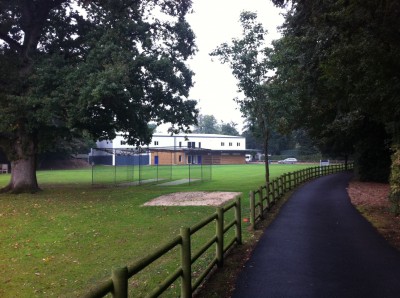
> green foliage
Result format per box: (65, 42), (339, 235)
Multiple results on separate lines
(269, 0), (400, 180)
(389, 145), (400, 215)
(220, 121), (240, 136)
(0, 0), (199, 191)
(193, 114), (240, 136)
(193, 114), (220, 134)
(211, 11), (290, 182)
(352, 120), (391, 182)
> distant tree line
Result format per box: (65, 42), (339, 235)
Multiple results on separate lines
(192, 114), (240, 136)
(193, 114), (319, 157)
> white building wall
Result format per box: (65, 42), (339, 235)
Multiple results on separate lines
(150, 134), (246, 150)
(95, 133), (246, 151)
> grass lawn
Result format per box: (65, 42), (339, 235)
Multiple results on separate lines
(0, 164), (313, 297)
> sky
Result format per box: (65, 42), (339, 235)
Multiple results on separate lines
(183, 0), (285, 133)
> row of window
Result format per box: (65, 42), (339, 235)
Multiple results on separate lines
(121, 140), (241, 147)
(221, 142), (241, 147)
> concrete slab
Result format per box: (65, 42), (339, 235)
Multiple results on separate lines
(157, 179), (200, 186)
(118, 178), (165, 186)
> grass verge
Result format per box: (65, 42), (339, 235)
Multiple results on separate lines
(0, 164), (312, 297)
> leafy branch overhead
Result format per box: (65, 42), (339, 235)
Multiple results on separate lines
(0, 0), (198, 193)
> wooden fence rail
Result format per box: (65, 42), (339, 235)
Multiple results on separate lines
(249, 163), (353, 229)
(86, 163), (352, 297)
(85, 197), (242, 298)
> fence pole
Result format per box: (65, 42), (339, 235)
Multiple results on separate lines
(271, 180), (276, 202)
(111, 267), (128, 298)
(114, 165), (117, 185)
(258, 187), (264, 219)
(249, 191), (255, 230)
(216, 208), (224, 267)
(180, 227), (192, 298)
(235, 196), (242, 245)
(282, 174), (286, 192)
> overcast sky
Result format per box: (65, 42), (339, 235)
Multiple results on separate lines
(183, 0), (285, 133)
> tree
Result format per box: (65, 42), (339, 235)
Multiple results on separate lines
(242, 128), (263, 150)
(220, 121), (239, 136)
(270, 0), (400, 210)
(0, 0), (198, 193)
(192, 114), (219, 134)
(211, 11), (282, 183)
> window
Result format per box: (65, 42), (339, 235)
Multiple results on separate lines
(221, 142), (225, 146)
(187, 142), (195, 148)
(198, 142), (201, 148)
(179, 141), (182, 148)
(120, 141), (127, 145)
(154, 141), (159, 145)
(178, 155), (182, 162)
(229, 142), (232, 146)
(237, 142), (240, 146)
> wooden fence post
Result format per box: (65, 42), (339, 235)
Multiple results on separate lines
(271, 180), (276, 202)
(112, 267), (128, 298)
(180, 227), (192, 298)
(235, 196), (242, 245)
(216, 208), (224, 268)
(283, 174), (287, 192)
(259, 187), (264, 219)
(249, 191), (255, 230)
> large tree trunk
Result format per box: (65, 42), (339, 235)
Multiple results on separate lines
(1, 135), (39, 194)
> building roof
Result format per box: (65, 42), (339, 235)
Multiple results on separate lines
(152, 133), (244, 139)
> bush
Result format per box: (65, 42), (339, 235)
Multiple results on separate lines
(389, 145), (400, 215)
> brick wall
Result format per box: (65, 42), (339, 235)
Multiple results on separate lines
(220, 155), (246, 165)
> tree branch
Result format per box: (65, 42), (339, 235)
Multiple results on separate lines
(19, 0), (67, 63)
(0, 32), (22, 52)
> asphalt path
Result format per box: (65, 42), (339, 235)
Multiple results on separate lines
(232, 172), (400, 298)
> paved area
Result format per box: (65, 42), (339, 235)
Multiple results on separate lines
(118, 178), (164, 186)
(233, 172), (400, 298)
(156, 179), (199, 186)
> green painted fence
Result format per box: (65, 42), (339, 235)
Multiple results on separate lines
(85, 163), (352, 297)
(85, 197), (242, 298)
(249, 163), (353, 229)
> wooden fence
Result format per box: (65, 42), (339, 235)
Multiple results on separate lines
(249, 163), (353, 229)
(86, 163), (352, 297)
(85, 197), (242, 298)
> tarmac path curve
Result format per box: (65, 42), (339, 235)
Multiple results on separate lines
(232, 172), (400, 298)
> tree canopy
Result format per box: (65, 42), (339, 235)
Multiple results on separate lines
(269, 0), (400, 210)
(0, 0), (198, 193)
(192, 114), (239, 136)
(211, 11), (285, 182)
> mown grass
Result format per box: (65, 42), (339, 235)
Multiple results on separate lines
(0, 164), (312, 297)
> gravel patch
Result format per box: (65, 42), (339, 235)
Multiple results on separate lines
(144, 191), (242, 207)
